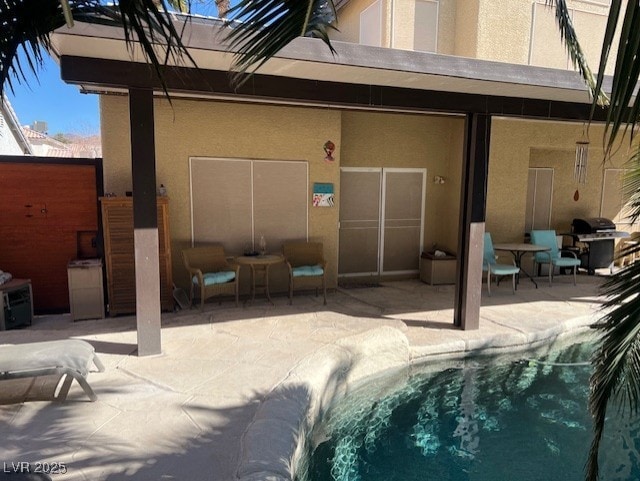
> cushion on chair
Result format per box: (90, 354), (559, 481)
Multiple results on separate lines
(292, 265), (324, 277)
(193, 271), (236, 286)
(552, 257), (581, 268)
(487, 263), (520, 276)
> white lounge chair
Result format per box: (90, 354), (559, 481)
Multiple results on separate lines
(0, 339), (104, 404)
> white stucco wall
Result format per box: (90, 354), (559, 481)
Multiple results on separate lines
(0, 114), (25, 155)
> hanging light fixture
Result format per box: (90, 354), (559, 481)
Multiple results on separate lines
(574, 129), (589, 185)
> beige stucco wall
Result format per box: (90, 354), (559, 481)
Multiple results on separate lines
(390, 0), (413, 49)
(452, 0), (479, 58)
(475, 0), (533, 64)
(333, 0), (615, 73)
(474, 0), (613, 70)
(101, 96), (341, 292)
(487, 118), (630, 244)
(340, 111), (463, 254)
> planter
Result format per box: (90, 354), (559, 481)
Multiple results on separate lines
(419, 251), (457, 285)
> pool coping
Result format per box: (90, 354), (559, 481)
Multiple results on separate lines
(235, 310), (602, 480)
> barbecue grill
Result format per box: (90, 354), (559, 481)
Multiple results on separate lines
(567, 217), (629, 274)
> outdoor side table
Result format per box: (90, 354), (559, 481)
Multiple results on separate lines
(235, 254), (284, 304)
(493, 243), (550, 288)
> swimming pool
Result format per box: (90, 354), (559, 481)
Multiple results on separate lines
(304, 338), (640, 481)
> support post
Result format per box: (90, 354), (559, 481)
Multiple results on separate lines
(129, 88), (162, 356)
(454, 113), (491, 330)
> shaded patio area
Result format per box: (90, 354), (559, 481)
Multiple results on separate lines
(0, 274), (606, 480)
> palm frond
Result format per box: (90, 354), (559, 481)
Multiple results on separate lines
(224, 0), (337, 86)
(0, 0), (195, 99)
(1, 0), (68, 96)
(599, 0), (640, 153)
(623, 148), (640, 225)
(116, 0), (196, 96)
(587, 252), (640, 480)
(546, 0), (608, 107)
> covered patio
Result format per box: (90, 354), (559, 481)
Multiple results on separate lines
(47, 15), (615, 356)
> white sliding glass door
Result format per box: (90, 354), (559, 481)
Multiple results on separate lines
(339, 167), (426, 277)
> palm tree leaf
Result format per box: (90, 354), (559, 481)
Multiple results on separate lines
(224, 0), (337, 85)
(546, 0), (608, 107)
(584, 145), (640, 481)
(587, 251), (640, 480)
(590, 0), (622, 121)
(0, 0), (195, 99)
(550, 4), (640, 475)
(600, 0), (640, 153)
(623, 150), (640, 225)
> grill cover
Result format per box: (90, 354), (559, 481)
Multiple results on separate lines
(572, 217), (616, 234)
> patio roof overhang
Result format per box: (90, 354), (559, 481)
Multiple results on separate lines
(49, 15), (609, 121)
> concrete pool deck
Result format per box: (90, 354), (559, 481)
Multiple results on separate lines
(0, 275), (607, 480)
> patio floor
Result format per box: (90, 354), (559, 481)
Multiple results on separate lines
(0, 274), (607, 480)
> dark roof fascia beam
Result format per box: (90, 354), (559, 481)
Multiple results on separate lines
(60, 55), (607, 122)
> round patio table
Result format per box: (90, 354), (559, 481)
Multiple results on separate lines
(235, 254), (284, 304)
(493, 243), (550, 288)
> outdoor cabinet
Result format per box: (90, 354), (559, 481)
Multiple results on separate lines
(100, 197), (173, 315)
(419, 252), (457, 285)
(68, 259), (104, 321)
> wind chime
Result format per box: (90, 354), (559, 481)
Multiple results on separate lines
(573, 129), (589, 201)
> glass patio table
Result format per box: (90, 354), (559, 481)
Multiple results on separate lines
(492, 243), (551, 288)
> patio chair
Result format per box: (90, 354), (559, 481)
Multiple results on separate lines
(483, 233), (520, 296)
(283, 241), (327, 305)
(619, 232), (640, 267)
(530, 230), (581, 286)
(0, 339), (104, 404)
(182, 245), (240, 308)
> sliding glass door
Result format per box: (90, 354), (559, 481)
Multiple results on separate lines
(339, 167), (425, 277)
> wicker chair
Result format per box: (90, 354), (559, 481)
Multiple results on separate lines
(283, 241), (327, 305)
(182, 245), (240, 308)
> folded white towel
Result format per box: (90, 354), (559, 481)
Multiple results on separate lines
(0, 271), (13, 285)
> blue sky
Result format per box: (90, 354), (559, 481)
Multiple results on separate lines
(7, 53), (100, 136)
(5, 3), (228, 137)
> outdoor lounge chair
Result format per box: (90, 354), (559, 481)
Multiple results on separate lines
(483, 233), (520, 296)
(530, 230), (581, 286)
(182, 245), (240, 308)
(283, 241), (327, 305)
(0, 339), (104, 404)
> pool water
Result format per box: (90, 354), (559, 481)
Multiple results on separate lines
(305, 339), (640, 481)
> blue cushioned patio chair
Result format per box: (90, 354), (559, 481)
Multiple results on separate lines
(483, 233), (520, 296)
(182, 245), (240, 308)
(283, 241), (327, 305)
(530, 230), (581, 286)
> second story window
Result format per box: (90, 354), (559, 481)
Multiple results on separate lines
(413, 0), (438, 53)
(360, 0), (383, 47)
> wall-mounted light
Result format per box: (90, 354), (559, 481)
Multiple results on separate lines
(433, 175), (445, 185)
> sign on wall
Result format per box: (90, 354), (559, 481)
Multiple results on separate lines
(313, 183), (335, 207)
